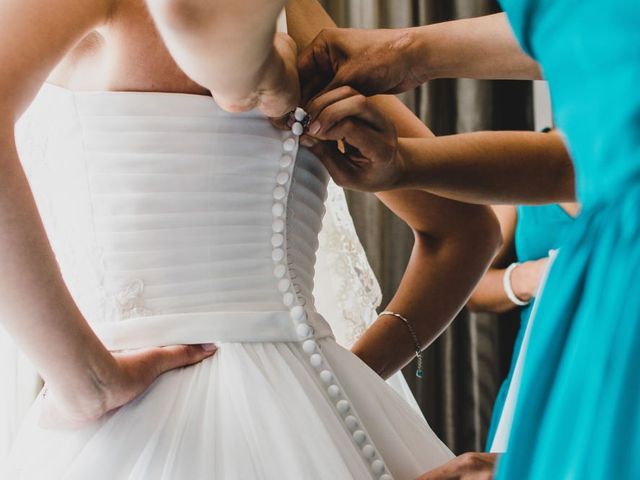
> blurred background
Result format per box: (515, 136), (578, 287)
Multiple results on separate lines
(319, 0), (536, 454)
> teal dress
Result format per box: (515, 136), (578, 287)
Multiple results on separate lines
(484, 205), (574, 450)
(496, 1), (640, 478)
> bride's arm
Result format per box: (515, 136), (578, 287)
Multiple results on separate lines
(0, 0), (215, 426)
(288, 0), (502, 379)
(146, 0), (297, 116)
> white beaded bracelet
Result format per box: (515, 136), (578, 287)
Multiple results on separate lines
(503, 262), (531, 306)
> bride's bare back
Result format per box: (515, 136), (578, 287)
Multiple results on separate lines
(51, 0), (234, 95)
(50, 0), (321, 96)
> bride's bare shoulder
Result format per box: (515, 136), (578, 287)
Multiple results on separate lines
(0, 0), (117, 115)
(51, 0), (206, 94)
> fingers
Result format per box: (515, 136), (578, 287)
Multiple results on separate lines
(298, 30), (337, 105)
(308, 140), (359, 188)
(414, 453), (498, 480)
(306, 88), (387, 137)
(259, 33), (301, 118)
(259, 91), (300, 119)
(152, 344), (218, 376)
(116, 344), (217, 384)
(317, 112), (394, 168)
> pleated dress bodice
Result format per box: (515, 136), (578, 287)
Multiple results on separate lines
(9, 84), (455, 480)
(17, 84), (332, 349)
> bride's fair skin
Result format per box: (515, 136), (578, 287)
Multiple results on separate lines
(0, 0), (500, 427)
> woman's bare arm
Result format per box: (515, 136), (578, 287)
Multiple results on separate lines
(466, 206), (520, 313)
(289, 0), (502, 379)
(410, 13), (541, 82)
(0, 0), (214, 426)
(398, 130), (575, 204)
(146, 0), (298, 115)
(297, 13), (540, 103)
(468, 203), (555, 313)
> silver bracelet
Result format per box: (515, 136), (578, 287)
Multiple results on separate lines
(379, 311), (424, 378)
(503, 263), (531, 306)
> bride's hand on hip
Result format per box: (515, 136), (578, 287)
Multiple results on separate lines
(302, 86), (407, 192)
(39, 344), (217, 429)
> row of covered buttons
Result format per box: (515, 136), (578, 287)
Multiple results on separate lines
(296, 309), (392, 480)
(272, 108), (392, 480)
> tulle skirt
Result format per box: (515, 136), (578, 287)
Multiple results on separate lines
(4, 338), (453, 479)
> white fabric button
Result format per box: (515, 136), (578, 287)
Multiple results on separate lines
(273, 186), (286, 200)
(310, 353), (322, 368)
(353, 430), (366, 444)
(271, 233), (284, 247)
(294, 107), (306, 122)
(291, 122), (304, 136)
(277, 278), (291, 292)
(371, 460), (385, 475)
(319, 370), (333, 384)
(297, 323), (312, 338)
(290, 305), (306, 322)
(276, 171), (290, 185)
(273, 264), (286, 278)
(362, 444), (375, 459)
(272, 248), (284, 262)
(337, 400), (350, 414)
(272, 218), (285, 233)
(379, 475), (392, 480)
(327, 384), (340, 398)
(272, 202), (285, 217)
(279, 154), (293, 168)
(283, 292), (295, 306)
(302, 339), (317, 354)
(283, 137), (296, 151)
(345, 415), (358, 431)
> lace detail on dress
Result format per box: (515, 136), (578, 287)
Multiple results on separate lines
(317, 181), (382, 347)
(115, 279), (152, 319)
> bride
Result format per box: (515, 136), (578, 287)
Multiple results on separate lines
(0, 0), (501, 478)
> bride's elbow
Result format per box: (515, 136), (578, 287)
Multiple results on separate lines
(464, 205), (502, 261)
(465, 206), (503, 265)
(413, 205), (502, 263)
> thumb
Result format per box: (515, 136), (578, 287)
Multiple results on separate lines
(308, 140), (357, 189)
(299, 39), (339, 106)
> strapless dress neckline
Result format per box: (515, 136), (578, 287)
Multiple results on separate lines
(4, 83), (453, 479)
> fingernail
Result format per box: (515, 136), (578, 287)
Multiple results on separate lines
(309, 121), (321, 135)
(201, 343), (217, 352)
(300, 136), (318, 148)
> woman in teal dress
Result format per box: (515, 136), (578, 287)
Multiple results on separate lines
(467, 203), (576, 450)
(495, 1), (640, 478)
(295, 2), (638, 475)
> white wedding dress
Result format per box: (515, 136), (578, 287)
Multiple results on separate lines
(2, 83), (453, 479)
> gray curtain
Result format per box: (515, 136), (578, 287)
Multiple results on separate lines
(319, 0), (533, 453)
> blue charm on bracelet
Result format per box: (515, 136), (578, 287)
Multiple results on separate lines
(416, 351), (424, 378)
(379, 311), (424, 379)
